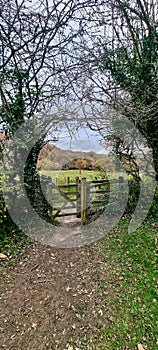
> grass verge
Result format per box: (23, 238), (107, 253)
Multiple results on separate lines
(92, 217), (158, 350)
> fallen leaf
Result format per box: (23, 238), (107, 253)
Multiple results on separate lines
(66, 286), (71, 292)
(98, 308), (103, 316)
(0, 253), (7, 259)
(138, 344), (145, 350)
(138, 297), (143, 303)
(31, 323), (37, 329)
(118, 276), (124, 280)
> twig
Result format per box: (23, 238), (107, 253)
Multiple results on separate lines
(31, 264), (39, 272)
(33, 279), (52, 284)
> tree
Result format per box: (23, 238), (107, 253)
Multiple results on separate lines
(76, 158), (88, 173)
(68, 0), (158, 180)
(102, 0), (158, 180)
(0, 0), (104, 225)
(0, 0), (102, 134)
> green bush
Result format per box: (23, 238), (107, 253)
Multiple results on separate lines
(0, 194), (7, 224)
(148, 187), (158, 217)
(0, 193), (32, 257)
(127, 177), (158, 217)
(126, 177), (140, 213)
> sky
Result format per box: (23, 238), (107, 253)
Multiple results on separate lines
(50, 126), (109, 154)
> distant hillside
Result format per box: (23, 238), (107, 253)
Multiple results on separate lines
(37, 143), (110, 171)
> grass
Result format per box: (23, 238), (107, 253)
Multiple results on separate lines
(39, 169), (126, 184)
(92, 217), (158, 350)
(40, 169), (106, 184)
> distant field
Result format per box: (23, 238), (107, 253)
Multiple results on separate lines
(39, 169), (152, 185)
(39, 169), (107, 184)
(39, 169), (126, 184)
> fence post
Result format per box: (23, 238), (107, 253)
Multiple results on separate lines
(76, 176), (80, 218)
(86, 183), (90, 209)
(67, 176), (70, 193)
(81, 178), (86, 225)
(118, 176), (124, 190)
(48, 182), (53, 216)
(48, 183), (52, 198)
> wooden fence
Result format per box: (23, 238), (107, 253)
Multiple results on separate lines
(47, 176), (124, 224)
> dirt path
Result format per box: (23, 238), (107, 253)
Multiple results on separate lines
(0, 240), (113, 350)
(44, 202), (84, 248)
(57, 203), (81, 228)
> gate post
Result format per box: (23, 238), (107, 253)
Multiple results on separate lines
(48, 182), (53, 216)
(86, 183), (90, 209)
(67, 176), (70, 193)
(81, 178), (86, 225)
(76, 176), (81, 218)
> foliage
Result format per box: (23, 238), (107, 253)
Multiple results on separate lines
(102, 1), (158, 180)
(148, 186), (158, 217)
(0, 186), (32, 258)
(0, 69), (53, 228)
(0, 214), (32, 259)
(0, 193), (7, 225)
(75, 158), (89, 172)
(109, 135), (141, 181)
(37, 159), (60, 171)
(24, 139), (54, 223)
(0, 68), (27, 134)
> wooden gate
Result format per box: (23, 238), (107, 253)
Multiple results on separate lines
(47, 176), (81, 220)
(47, 176), (122, 224)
